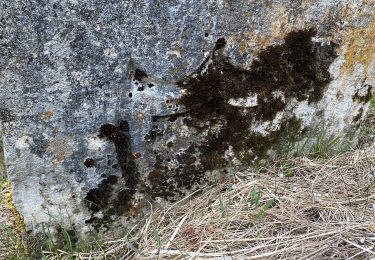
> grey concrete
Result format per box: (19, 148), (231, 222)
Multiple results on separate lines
(0, 0), (374, 236)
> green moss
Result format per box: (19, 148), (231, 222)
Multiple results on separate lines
(370, 97), (375, 108)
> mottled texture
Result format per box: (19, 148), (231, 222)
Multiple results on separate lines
(0, 0), (374, 236)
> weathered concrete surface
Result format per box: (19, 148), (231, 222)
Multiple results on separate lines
(0, 0), (374, 236)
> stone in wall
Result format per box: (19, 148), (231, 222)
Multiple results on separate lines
(0, 0), (374, 236)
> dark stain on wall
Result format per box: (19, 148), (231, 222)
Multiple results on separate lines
(0, 108), (15, 123)
(145, 29), (339, 201)
(84, 158), (95, 167)
(85, 120), (140, 228)
(85, 29), (340, 221)
(353, 84), (373, 103)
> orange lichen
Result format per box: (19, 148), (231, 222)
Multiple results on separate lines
(231, 4), (292, 58)
(342, 14), (375, 76)
(48, 138), (74, 166)
(39, 111), (54, 121)
(53, 153), (66, 165)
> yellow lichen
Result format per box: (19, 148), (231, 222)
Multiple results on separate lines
(342, 14), (375, 76)
(39, 110), (54, 121)
(53, 153), (66, 165)
(47, 137), (74, 166)
(0, 180), (25, 234)
(231, 3), (300, 60)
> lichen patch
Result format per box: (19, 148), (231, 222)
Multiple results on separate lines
(0, 180), (25, 234)
(342, 14), (375, 76)
(39, 111), (54, 121)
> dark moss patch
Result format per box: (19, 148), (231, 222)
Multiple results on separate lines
(85, 175), (118, 212)
(146, 29), (338, 201)
(178, 28), (337, 152)
(84, 158), (95, 167)
(85, 120), (139, 228)
(146, 146), (204, 200)
(353, 108), (364, 122)
(215, 38), (227, 50)
(178, 29), (337, 125)
(353, 84), (373, 103)
(133, 68), (148, 82)
(0, 108), (15, 123)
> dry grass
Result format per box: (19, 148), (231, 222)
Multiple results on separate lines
(42, 145), (375, 259)
(358, 99), (375, 148)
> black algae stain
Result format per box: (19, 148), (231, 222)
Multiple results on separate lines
(353, 84), (373, 103)
(85, 175), (118, 212)
(84, 158), (95, 167)
(146, 29), (339, 200)
(0, 108), (15, 123)
(85, 120), (139, 228)
(133, 68), (148, 82)
(146, 145), (202, 200)
(84, 29), (339, 214)
(178, 29), (337, 152)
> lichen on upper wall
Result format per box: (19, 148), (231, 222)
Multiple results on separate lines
(342, 13), (375, 76)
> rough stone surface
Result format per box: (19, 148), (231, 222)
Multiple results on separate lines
(0, 0), (374, 236)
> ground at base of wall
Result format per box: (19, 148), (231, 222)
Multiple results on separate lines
(1, 151), (375, 259)
(39, 145), (375, 259)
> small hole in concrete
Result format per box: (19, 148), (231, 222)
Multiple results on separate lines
(84, 158), (95, 168)
(215, 38), (227, 49)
